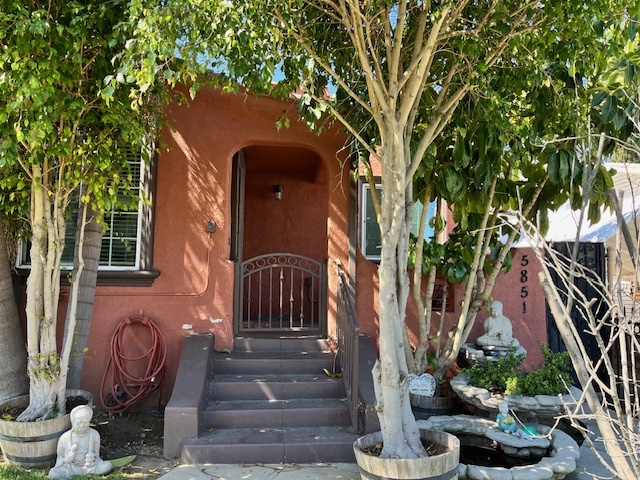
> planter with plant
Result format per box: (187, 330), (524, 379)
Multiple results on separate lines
(404, 192), (521, 420)
(451, 346), (582, 420)
(0, 1), (151, 466)
(354, 428), (460, 480)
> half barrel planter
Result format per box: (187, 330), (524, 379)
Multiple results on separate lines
(354, 429), (460, 480)
(0, 389), (92, 468)
(410, 394), (455, 420)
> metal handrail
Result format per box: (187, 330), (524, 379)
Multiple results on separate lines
(334, 260), (360, 433)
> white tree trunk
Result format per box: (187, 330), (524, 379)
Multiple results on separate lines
(18, 164), (66, 421)
(539, 271), (637, 479)
(373, 131), (426, 459)
(56, 200), (89, 412)
(65, 201), (102, 390)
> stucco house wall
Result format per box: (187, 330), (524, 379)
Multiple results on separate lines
(356, 246), (548, 371)
(36, 86), (550, 410)
(72, 86), (350, 409)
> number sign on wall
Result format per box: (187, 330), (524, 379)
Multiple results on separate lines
(521, 254), (529, 314)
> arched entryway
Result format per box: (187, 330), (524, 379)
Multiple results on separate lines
(232, 145), (329, 335)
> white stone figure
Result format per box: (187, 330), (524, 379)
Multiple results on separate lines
(495, 401), (533, 441)
(496, 401), (518, 433)
(49, 405), (112, 479)
(476, 300), (520, 348)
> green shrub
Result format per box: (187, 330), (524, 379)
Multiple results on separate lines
(462, 351), (525, 393)
(462, 345), (573, 396)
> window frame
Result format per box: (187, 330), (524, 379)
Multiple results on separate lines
(16, 146), (159, 286)
(360, 182), (382, 261)
(359, 181), (436, 262)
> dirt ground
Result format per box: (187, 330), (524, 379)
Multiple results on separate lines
(93, 409), (176, 479)
(0, 409), (175, 479)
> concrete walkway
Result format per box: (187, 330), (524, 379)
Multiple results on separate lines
(159, 462), (360, 480)
(158, 438), (616, 480)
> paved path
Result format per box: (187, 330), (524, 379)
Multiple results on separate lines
(158, 438), (616, 480)
(159, 462), (360, 480)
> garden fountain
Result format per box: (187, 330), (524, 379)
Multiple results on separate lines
(460, 300), (527, 367)
(418, 415), (580, 479)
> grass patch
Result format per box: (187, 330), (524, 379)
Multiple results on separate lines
(0, 466), (47, 480)
(0, 464), (150, 480)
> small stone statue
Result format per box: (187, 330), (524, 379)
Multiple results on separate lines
(496, 401), (518, 433)
(48, 405), (112, 479)
(477, 300), (520, 348)
(496, 401), (531, 440)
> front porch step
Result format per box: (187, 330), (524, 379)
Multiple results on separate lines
(210, 373), (346, 400)
(177, 336), (357, 464)
(204, 398), (352, 428)
(233, 336), (329, 353)
(181, 426), (357, 464)
(214, 351), (338, 375)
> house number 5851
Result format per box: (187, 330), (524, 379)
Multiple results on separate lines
(520, 254), (529, 314)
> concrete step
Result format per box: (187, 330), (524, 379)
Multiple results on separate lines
(233, 336), (329, 353)
(209, 373), (346, 400)
(214, 350), (338, 375)
(204, 398), (352, 429)
(181, 426), (357, 464)
(179, 336), (356, 465)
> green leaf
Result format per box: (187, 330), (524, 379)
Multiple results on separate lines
(612, 108), (627, 130)
(110, 455), (137, 467)
(601, 95), (617, 122)
(591, 91), (607, 107)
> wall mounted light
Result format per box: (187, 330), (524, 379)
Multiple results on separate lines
(274, 184), (284, 200)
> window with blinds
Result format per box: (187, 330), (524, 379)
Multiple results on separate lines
(22, 150), (144, 270)
(99, 152), (142, 268)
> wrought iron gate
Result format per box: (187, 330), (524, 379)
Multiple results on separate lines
(235, 253), (327, 334)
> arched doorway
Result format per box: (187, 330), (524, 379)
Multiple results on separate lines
(232, 145), (329, 335)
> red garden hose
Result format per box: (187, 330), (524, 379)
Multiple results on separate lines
(100, 316), (167, 412)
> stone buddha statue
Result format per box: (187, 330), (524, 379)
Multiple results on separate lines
(476, 300), (520, 348)
(49, 405), (112, 479)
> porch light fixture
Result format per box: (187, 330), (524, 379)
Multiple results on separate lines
(274, 184), (284, 200)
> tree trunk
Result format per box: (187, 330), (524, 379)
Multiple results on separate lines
(540, 271), (637, 479)
(65, 202), (102, 390)
(18, 164), (65, 421)
(0, 218), (28, 403)
(373, 132), (427, 459)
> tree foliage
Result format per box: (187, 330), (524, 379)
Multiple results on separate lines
(0, 0), (152, 420)
(113, 0), (632, 459)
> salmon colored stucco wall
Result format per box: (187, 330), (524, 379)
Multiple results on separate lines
(467, 248), (548, 368)
(68, 86), (350, 410)
(243, 146), (328, 260)
(42, 86), (552, 410)
(355, 247), (548, 371)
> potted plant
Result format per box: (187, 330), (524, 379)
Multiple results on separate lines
(354, 429), (460, 480)
(451, 346), (584, 433)
(404, 179), (529, 420)
(0, 1), (150, 466)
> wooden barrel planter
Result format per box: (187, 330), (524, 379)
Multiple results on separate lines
(353, 429), (460, 480)
(410, 394), (455, 420)
(0, 389), (92, 468)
